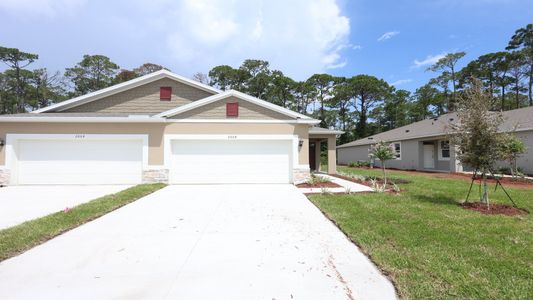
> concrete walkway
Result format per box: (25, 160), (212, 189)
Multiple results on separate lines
(0, 184), (395, 300)
(0, 185), (131, 229)
(298, 173), (374, 194)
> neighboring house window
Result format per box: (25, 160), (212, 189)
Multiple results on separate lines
(438, 140), (450, 160)
(160, 87), (172, 100)
(392, 142), (401, 160)
(226, 102), (239, 117)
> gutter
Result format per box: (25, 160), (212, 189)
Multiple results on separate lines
(0, 117), (167, 123)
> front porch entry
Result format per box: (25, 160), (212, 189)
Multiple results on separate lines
(308, 127), (344, 174)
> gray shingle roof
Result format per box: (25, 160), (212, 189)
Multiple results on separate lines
(338, 106), (533, 148)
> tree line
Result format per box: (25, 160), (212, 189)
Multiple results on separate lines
(0, 24), (531, 145)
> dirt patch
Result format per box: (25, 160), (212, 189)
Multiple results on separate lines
(461, 202), (529, 216)
(296, 182), (341, 188)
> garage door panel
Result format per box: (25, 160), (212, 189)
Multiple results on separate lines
(170, 139), (292, 184)
(17, 139), (143, 185)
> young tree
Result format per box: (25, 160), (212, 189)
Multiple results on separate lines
(369, 141), (396, 190)
(427, 52), (466, 109)
(0, 46), (39, 112)
(499, 134), (527, 178)
(65, 55), (120, 96)
(449, 79), (505, 206)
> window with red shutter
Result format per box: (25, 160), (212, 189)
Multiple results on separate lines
(226, 102), (239, 117)
(160, 87), (172, 100)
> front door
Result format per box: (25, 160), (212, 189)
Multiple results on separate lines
(423, 144), (435, 169)
(309, 142), (316, 171)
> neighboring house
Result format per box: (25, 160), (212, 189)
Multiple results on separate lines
(0, 70), (341, 185)
(337, 107), (533, 175)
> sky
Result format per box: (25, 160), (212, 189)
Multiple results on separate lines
(0, 0), (531, 92)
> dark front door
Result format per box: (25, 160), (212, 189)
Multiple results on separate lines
(309, 142), (316, 171)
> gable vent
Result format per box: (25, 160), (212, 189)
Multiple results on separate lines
(160, 87), (172, 100)
(226, 102), (239, 117)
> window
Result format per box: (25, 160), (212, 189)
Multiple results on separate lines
(392, 142), (401, 160)
(226, 102), (239, 117)
(160, 87), (172, 100)
(438, 140), (450, 160)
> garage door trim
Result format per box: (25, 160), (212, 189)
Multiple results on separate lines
(164, 134), (299, 183)
(5, 134), (149, 185)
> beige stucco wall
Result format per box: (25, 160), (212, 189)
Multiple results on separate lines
(62, 78), (215, 114)
(171, 97), (293, 120)
(0, 122), (310, 166)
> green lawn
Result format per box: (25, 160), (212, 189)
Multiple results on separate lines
(309, 166), (533, 300)
(0, 183), (166, 262)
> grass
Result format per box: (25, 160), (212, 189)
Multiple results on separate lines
(308, 166), (533, 300)
(0, 183), (166, 262)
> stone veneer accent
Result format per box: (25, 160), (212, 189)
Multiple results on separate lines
(142, 168), (169, 183)
(293, 167), (311, 185)
(0, 168), (10, 186)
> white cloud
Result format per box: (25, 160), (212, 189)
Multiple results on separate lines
(0, 0), (86, 17)
(352, 45), (362, 50)
(162, 0), (351, 79)
(390, 79), (412, 86)
(412, 52), (447, 68)
(377, 31), (400, 42)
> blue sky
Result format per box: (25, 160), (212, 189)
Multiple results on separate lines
(0, 0), (531, 92)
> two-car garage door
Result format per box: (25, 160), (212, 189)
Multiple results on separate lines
(15, 139), (143, 185)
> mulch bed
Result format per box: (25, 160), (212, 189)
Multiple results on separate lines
(461, 202), (529, 216)
(296, 182), (341, 188)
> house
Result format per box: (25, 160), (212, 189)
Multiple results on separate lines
(0, 70), (342, 185)
(337, 107), (533, 174)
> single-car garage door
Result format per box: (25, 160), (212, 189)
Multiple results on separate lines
(16, 139), (143, 185)
(170, 139), (292, 184)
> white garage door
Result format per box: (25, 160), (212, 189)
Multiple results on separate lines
(170, 139), (292, 184)
(16, 139), (143, 185)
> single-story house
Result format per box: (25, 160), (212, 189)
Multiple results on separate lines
(0, 70), (341, 185)
(337, 107), (533, 174)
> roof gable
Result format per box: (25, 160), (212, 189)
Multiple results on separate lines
(155, 90), (318, 123)
(32, 70), (220, 113)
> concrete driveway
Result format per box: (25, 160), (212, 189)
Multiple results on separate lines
(0, 185), (131, 229)
(0, 184), (396, 300)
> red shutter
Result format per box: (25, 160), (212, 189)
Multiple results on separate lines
(160, 87), (172, 100)
(226, 102), (239, 117)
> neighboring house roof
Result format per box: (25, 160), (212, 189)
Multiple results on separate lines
(309, 127), (344, 135)
(155, 90), (320, 124)
(338, 106), (533, 149)
(31, 70), (220, 114)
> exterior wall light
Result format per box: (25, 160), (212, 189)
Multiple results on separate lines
(0, 139), (4, 147)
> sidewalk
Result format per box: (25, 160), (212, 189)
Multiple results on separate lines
(298, 173), (373, 194)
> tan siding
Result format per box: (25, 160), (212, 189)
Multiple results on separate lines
(171, 97), (293, 120)
(0, 123), (310, 166)
(63, 78), (215, 114)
